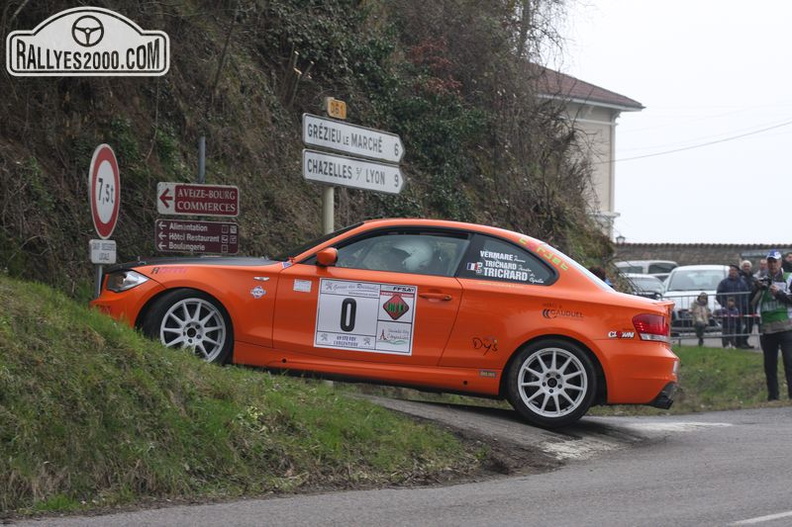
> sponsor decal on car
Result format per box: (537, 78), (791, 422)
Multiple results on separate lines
(151, 267), (186, 274)
(541, 303), (584, 319)
(250, 286), (266, 299)
(472, 336), (498, 354)
(536, 246), (570, 271)
(314, 279), (417, 355)
(608, 331), (636, 339)
(293, 279), (312, 293)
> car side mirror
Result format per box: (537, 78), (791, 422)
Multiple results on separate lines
(316, 247), (338, 267)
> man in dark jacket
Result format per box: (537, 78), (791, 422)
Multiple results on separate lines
(717, 264), (751, 349)
(739, 260), (757, 348)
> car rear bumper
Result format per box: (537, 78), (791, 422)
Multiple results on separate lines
(649, 381), (677, 409)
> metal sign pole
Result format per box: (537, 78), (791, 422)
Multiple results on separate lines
(322, 186), (334, 234)
(94, 264), (103, 299)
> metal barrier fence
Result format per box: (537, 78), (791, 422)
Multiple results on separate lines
(667, 290), (760, 349)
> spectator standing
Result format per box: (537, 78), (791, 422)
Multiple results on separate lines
(690, 292), (712, 347)
(755, 258), (768, 278)
(752, 250), (792, 401)
(716, 264), (750, 348)
(738, 260), (757, 348)
(588, 266), (612, 287)
(715, 297), (740, 349)
(783, 252), (792, 273)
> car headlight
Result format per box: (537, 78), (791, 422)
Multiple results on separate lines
(106, 270), (149, 292)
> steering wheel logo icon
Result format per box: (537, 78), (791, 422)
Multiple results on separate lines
(71, 15), (104, 47)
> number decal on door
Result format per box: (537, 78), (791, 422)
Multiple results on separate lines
(315, 279), (417, 355)
(340, 298), (356, 332)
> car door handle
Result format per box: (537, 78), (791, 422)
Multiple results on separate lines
(419, 292), (453, 302)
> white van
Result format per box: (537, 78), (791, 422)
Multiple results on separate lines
(615, 260), (678, 281)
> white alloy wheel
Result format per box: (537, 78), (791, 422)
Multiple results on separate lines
(143, 290), (232, 364)
(507, 340), (595, 428)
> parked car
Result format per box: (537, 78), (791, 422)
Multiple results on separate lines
(623, 273), (664, 300)
(662, 264), (729, 333)
(91, 218), (679, 428)
(615, 260), (678, 282)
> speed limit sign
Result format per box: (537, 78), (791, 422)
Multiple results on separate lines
(88, 144), (120, 239)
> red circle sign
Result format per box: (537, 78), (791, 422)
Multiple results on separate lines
(88, 144), (120, 239)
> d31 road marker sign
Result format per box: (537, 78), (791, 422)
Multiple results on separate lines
(157, 182), (239, 217)
(155, 219), (239, 254)
(302, 113), (404, 164)
(302, 149), (404, 195)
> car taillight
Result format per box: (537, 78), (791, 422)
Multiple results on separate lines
(633, 313), (670, 342)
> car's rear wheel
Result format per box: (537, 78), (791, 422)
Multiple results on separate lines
(141, 289), (233, 364)
(506, 339), (596, 428)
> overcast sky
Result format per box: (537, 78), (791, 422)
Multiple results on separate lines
(561, 0), (792, 244)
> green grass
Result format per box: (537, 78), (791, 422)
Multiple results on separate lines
(1, 273), (787, 516)
(0, 275), (480, 515)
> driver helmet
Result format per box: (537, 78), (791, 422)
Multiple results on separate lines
(390, 238), (434, 272)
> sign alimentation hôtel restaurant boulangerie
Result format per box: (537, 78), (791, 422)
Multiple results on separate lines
(6, 6), (170, 76)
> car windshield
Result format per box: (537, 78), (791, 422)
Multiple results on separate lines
(271, 222), (362, 261)
(631, 276), (661, 289)
(666, 270), (724, 292)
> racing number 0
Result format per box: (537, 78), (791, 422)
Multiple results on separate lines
(340, 298), (356, 332)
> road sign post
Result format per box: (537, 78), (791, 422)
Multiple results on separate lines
(157, 182), (239, 217)
(89, 239), (117, 264)
(302, 149), (404, 195)
(302, 113), (404, 164)
(301, 110), (405, 238)
(88, 144), (120, 298)
(89, 144), (120, 239)
(155, 219), (239, 254)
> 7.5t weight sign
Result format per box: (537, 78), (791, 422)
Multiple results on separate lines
(89, 144), (120, 239)
(314, 279), (416, 355)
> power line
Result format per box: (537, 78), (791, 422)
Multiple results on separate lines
(615, 118), (792, 162)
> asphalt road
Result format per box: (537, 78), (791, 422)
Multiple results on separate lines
(13, 400), (792, 527)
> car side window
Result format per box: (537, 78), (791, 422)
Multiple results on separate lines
(335, 232), (469, 277)
(458, 235), (554, 285)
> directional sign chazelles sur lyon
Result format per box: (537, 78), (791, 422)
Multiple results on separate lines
(302, 149), (404, 195)
(302, 114), (404, 164)
(157, 182), (239, 217)
(155, 219), (238, 254)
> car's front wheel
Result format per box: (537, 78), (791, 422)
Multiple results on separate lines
(141, 289), (233, 364)
(506, 339), (596, 428)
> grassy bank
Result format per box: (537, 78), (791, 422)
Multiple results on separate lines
(0, 274), (482, 515)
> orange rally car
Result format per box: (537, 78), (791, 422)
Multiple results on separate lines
(90, 218), (678, 428)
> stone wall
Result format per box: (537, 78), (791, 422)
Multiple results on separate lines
(613, 244), (792, 268)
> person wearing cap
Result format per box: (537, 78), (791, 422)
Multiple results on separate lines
(738, 260), (757, 348)
(752, 250), (792, 401)
(716, 264), (751, 349)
